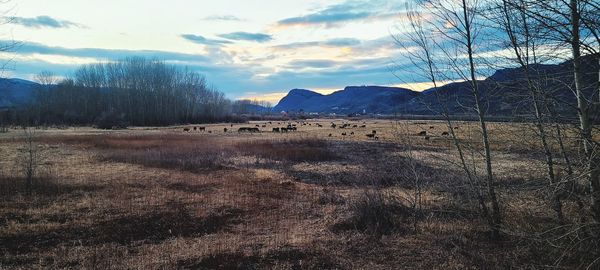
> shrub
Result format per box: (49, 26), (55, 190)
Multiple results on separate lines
(94, 109), (128, 130)
(334, 189), (411, 236)
(236, 139), (337, 163)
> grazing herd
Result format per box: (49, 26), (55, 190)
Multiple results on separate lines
(181, 122), (460, 141)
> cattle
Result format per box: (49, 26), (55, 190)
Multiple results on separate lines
(372, 130), (377, 134)
(208, 131), (212, 134)
(328, 133), (333, 137)
(425, 136), (430, 140)
(281, 128), (289, 133)
(350, 132), (354, 135)
(238, 127), (260, 133)
(342, 132), (347, 136)
(273, 127), (280, 132)
(360, 125), (366, 128)
(230, 124), (234, 127)
(418, 131), (427, 136)
(317, 124), (323, 128)
(366, 134), (375, 138)
(331, 123), (337, 128)
(262, 125), (267, 128)
(454, 126), (460, 130)
(255, 124), (260, 128)
(353, 125), (358, 128)
(375, 136), (379, 140)
(193, 127), (197, 131)
(199, 127), (206, 132)
(183, 128), (191, 132)
(224, 128), (228, 133)
(442, 132), (449, 136)
(430, 126), (435, 129)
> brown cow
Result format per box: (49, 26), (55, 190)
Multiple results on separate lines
(418, 131), (427, 136)
(183, 128), (191, 132)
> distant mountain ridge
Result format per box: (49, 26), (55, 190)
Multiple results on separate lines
(273, 85), (419, 114)
(0, 78), (40, 108)
(274, 55), (598, 116)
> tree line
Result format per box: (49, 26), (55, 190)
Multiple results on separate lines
(8, 57), (273, 128)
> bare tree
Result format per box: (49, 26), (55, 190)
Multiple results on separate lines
(34, 70), (58, 87)
(493, 0), (565, 221)
(395, 6), (490, 220)
(422, 0), (502, 238)
(517, 0), (600, 220)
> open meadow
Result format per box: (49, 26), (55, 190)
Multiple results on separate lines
(0, 119), (597, 269)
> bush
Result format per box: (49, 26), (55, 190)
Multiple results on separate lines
(333, 189), (411, 236)
(94, 109), (128, 130)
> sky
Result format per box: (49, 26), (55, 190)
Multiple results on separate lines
(0, 0), (432, 103)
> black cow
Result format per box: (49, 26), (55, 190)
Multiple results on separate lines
(238, 127), (260, 133)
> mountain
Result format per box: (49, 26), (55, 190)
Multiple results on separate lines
(274, 55), (599, 116)
(273, 86), (419, 114)
(0, 78), (40, 108)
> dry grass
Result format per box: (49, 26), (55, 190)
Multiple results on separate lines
(0, 119), (598, 269)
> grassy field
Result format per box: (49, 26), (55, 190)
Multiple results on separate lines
(0, 119), (596, 269)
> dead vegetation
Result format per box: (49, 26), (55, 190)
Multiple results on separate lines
(0, 120), (598, 269)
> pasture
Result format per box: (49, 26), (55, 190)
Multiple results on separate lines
(0, 119), (594, 269)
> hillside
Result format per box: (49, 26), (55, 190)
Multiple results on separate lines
(273, 86), (419, 114)
(274, 55), (598, 117)
(0, 78), (40, 108)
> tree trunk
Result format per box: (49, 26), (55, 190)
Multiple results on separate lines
(570, 0), (600, 220)
(462, 0), (501, 238)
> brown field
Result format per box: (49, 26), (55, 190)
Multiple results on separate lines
(0, 119), (597, 269)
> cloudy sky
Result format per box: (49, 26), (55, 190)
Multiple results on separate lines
(0, 0), (427, 103)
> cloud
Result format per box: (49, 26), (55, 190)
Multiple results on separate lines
(181, 34), (232, 46)
(275, 0), (405, 28)
(4, 40), (214, 64)
(9, 16), (85, 29)
(218, 32), (273, 43)
(202, 15), (244, 22)
(286, 59), (338, 69)
(274, 38), (362, 49)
